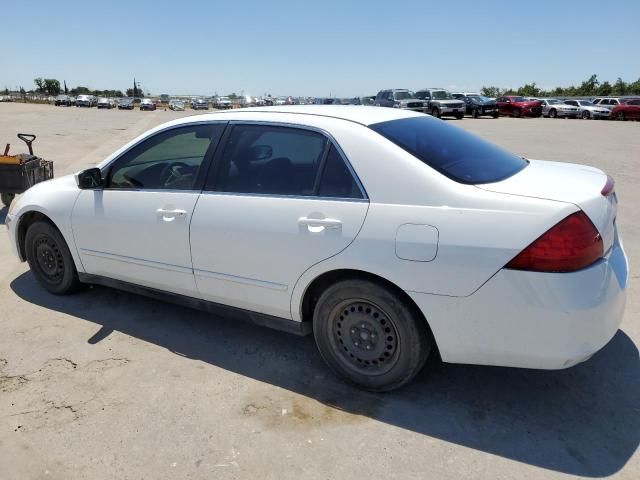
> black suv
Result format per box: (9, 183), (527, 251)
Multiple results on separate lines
(452, 93), (499, 118)
(374, 89), (428, 112)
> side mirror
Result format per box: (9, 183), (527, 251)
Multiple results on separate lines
(250, 145), (273, 161)
(75, 168), (103, 189)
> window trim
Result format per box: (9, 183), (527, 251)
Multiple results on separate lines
(202, 120), (368, 201)
(100, 121), (229, 192)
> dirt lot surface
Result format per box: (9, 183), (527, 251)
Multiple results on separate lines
(0, 103), (638, 480)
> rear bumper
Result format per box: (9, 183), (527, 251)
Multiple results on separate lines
(410, 231), (628, 369)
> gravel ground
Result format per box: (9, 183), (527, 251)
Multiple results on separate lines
(0, 103), (638, 480)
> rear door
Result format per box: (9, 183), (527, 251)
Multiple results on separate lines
(190, 123), (369, 319)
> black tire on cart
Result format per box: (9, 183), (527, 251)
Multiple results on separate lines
(313, 279), (432, 392)
(1, 193), (15, 207)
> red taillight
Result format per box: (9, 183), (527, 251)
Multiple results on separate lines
(506, 211), (603, 273)
(601, 175), (615, 196)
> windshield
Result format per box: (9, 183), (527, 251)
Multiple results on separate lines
(370, 116), (527, 184)
(394, 91), (415, 100)
(468, 95), (492, 102)
(578, 101), (595, 106)
(547, 99), (561, 105)
(431, 90), (453, 100)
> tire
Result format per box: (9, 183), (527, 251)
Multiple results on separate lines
(455, 113), (464, 120)
(582, 110), (591, 120)
(512, 108), (521, 118)
(313, 279), (432, 392)
(617, 112), (626, 121)
(431, 107), (440, 118)
(1, 192), (14, 207)
(492, 112), (499, 118)
(472, 108), (479, 119)
(549, 109), (557, 118)
(25, 221), (81, 295)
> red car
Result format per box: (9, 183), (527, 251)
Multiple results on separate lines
(496, 96), (543, 118)
(611, 98), (640, 121)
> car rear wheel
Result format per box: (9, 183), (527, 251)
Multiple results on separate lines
(582, 110), (591, 119)
(25, 221), (81, 295)
(313, 279), (431, 392)
(549, 109), (557, 118)
(431, 108), (440, 118)
(512, 108), (521, 118)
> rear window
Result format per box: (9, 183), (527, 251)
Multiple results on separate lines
(370, 116), (528, 184)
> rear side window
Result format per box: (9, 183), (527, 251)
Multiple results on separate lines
(213, 125), (326, 196)
(318, 145), (363, 199)
(370, 116), (527, 184)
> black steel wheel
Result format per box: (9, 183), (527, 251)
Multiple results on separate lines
(313, 279), (431, 391)
(25, 221), (81, 295)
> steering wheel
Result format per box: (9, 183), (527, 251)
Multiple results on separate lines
(160, 162), (190, 188)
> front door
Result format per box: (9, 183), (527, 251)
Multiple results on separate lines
(190, 123), (369, 319)
(72, 123), (226, 296)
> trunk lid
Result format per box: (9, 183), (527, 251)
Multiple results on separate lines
(478, 159), (617, 253)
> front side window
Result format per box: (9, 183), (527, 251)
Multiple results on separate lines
(370, 116), (527, 184)
(213, 125), (327, 196)
(107, 124), (224, 190)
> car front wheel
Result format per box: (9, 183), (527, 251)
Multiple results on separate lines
(313, 279), (431, 392)
(25, 221), (81, 295)
(582, 110), (591, 120)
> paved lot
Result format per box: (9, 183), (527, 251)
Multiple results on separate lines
(0, 103), (638, 480)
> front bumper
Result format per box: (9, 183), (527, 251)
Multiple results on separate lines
(409, 230), (628, 369)
(439, 106), (465, 115)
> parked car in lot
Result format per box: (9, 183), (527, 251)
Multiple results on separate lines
(140, 98), (156, 111)
(452, 93), (499, 118)
(169, 99), (185, 111)
(191, 98), (209, 110)
(5, 106), (627, 391)
(212, 97), (230, 109)
(563, 100), (611, 120)
(610, 98), (640, 121)
(97, 97), (116, 109)
(496, 96), (543, 117)
(118, 98), (134, 110)
(54, 94), (72, 106)
(592, 97), (625, 110)
(374, 89), (428, 113)
(415, 88), (465, 119)
(348, 96), (376, 106)
(76, 95), (96, 107)
(538, 99), (580, 118)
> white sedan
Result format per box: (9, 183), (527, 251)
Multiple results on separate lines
(5, 106), (628, 391)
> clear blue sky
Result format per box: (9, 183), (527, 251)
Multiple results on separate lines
(4, 0), (639, 96)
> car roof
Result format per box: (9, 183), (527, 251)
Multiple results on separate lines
(164, 105), (423, 127)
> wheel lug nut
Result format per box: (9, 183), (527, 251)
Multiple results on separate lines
(354, 341), (359, 347)
(351, 328), (356, 334)
(361, 324), (366, 328)
(365, 345), (371, 350)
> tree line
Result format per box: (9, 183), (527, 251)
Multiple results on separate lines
(481, 74), (640, 98)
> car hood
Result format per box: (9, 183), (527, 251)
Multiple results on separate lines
(513, 100), (542, 107)
(473, 100), (496, 105)
(477, 159), (615, 250)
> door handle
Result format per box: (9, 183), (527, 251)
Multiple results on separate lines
(156, 208), (187, 222)
(298, 216), (342, 230)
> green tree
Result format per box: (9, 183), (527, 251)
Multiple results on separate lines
(612, 77), (628, 95)
(3, 87), (8, 95)
(627, 77), (640, 95)
(480, 86), (502, 97)
(43, 78), (61, 95)
(228, 92), (238, 100)
(516, 82), (541, 97)
(19, 86), (26, 101)
(34, 77), (44, 93)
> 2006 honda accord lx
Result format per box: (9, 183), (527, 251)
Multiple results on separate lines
(6, 106), (628, 391)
